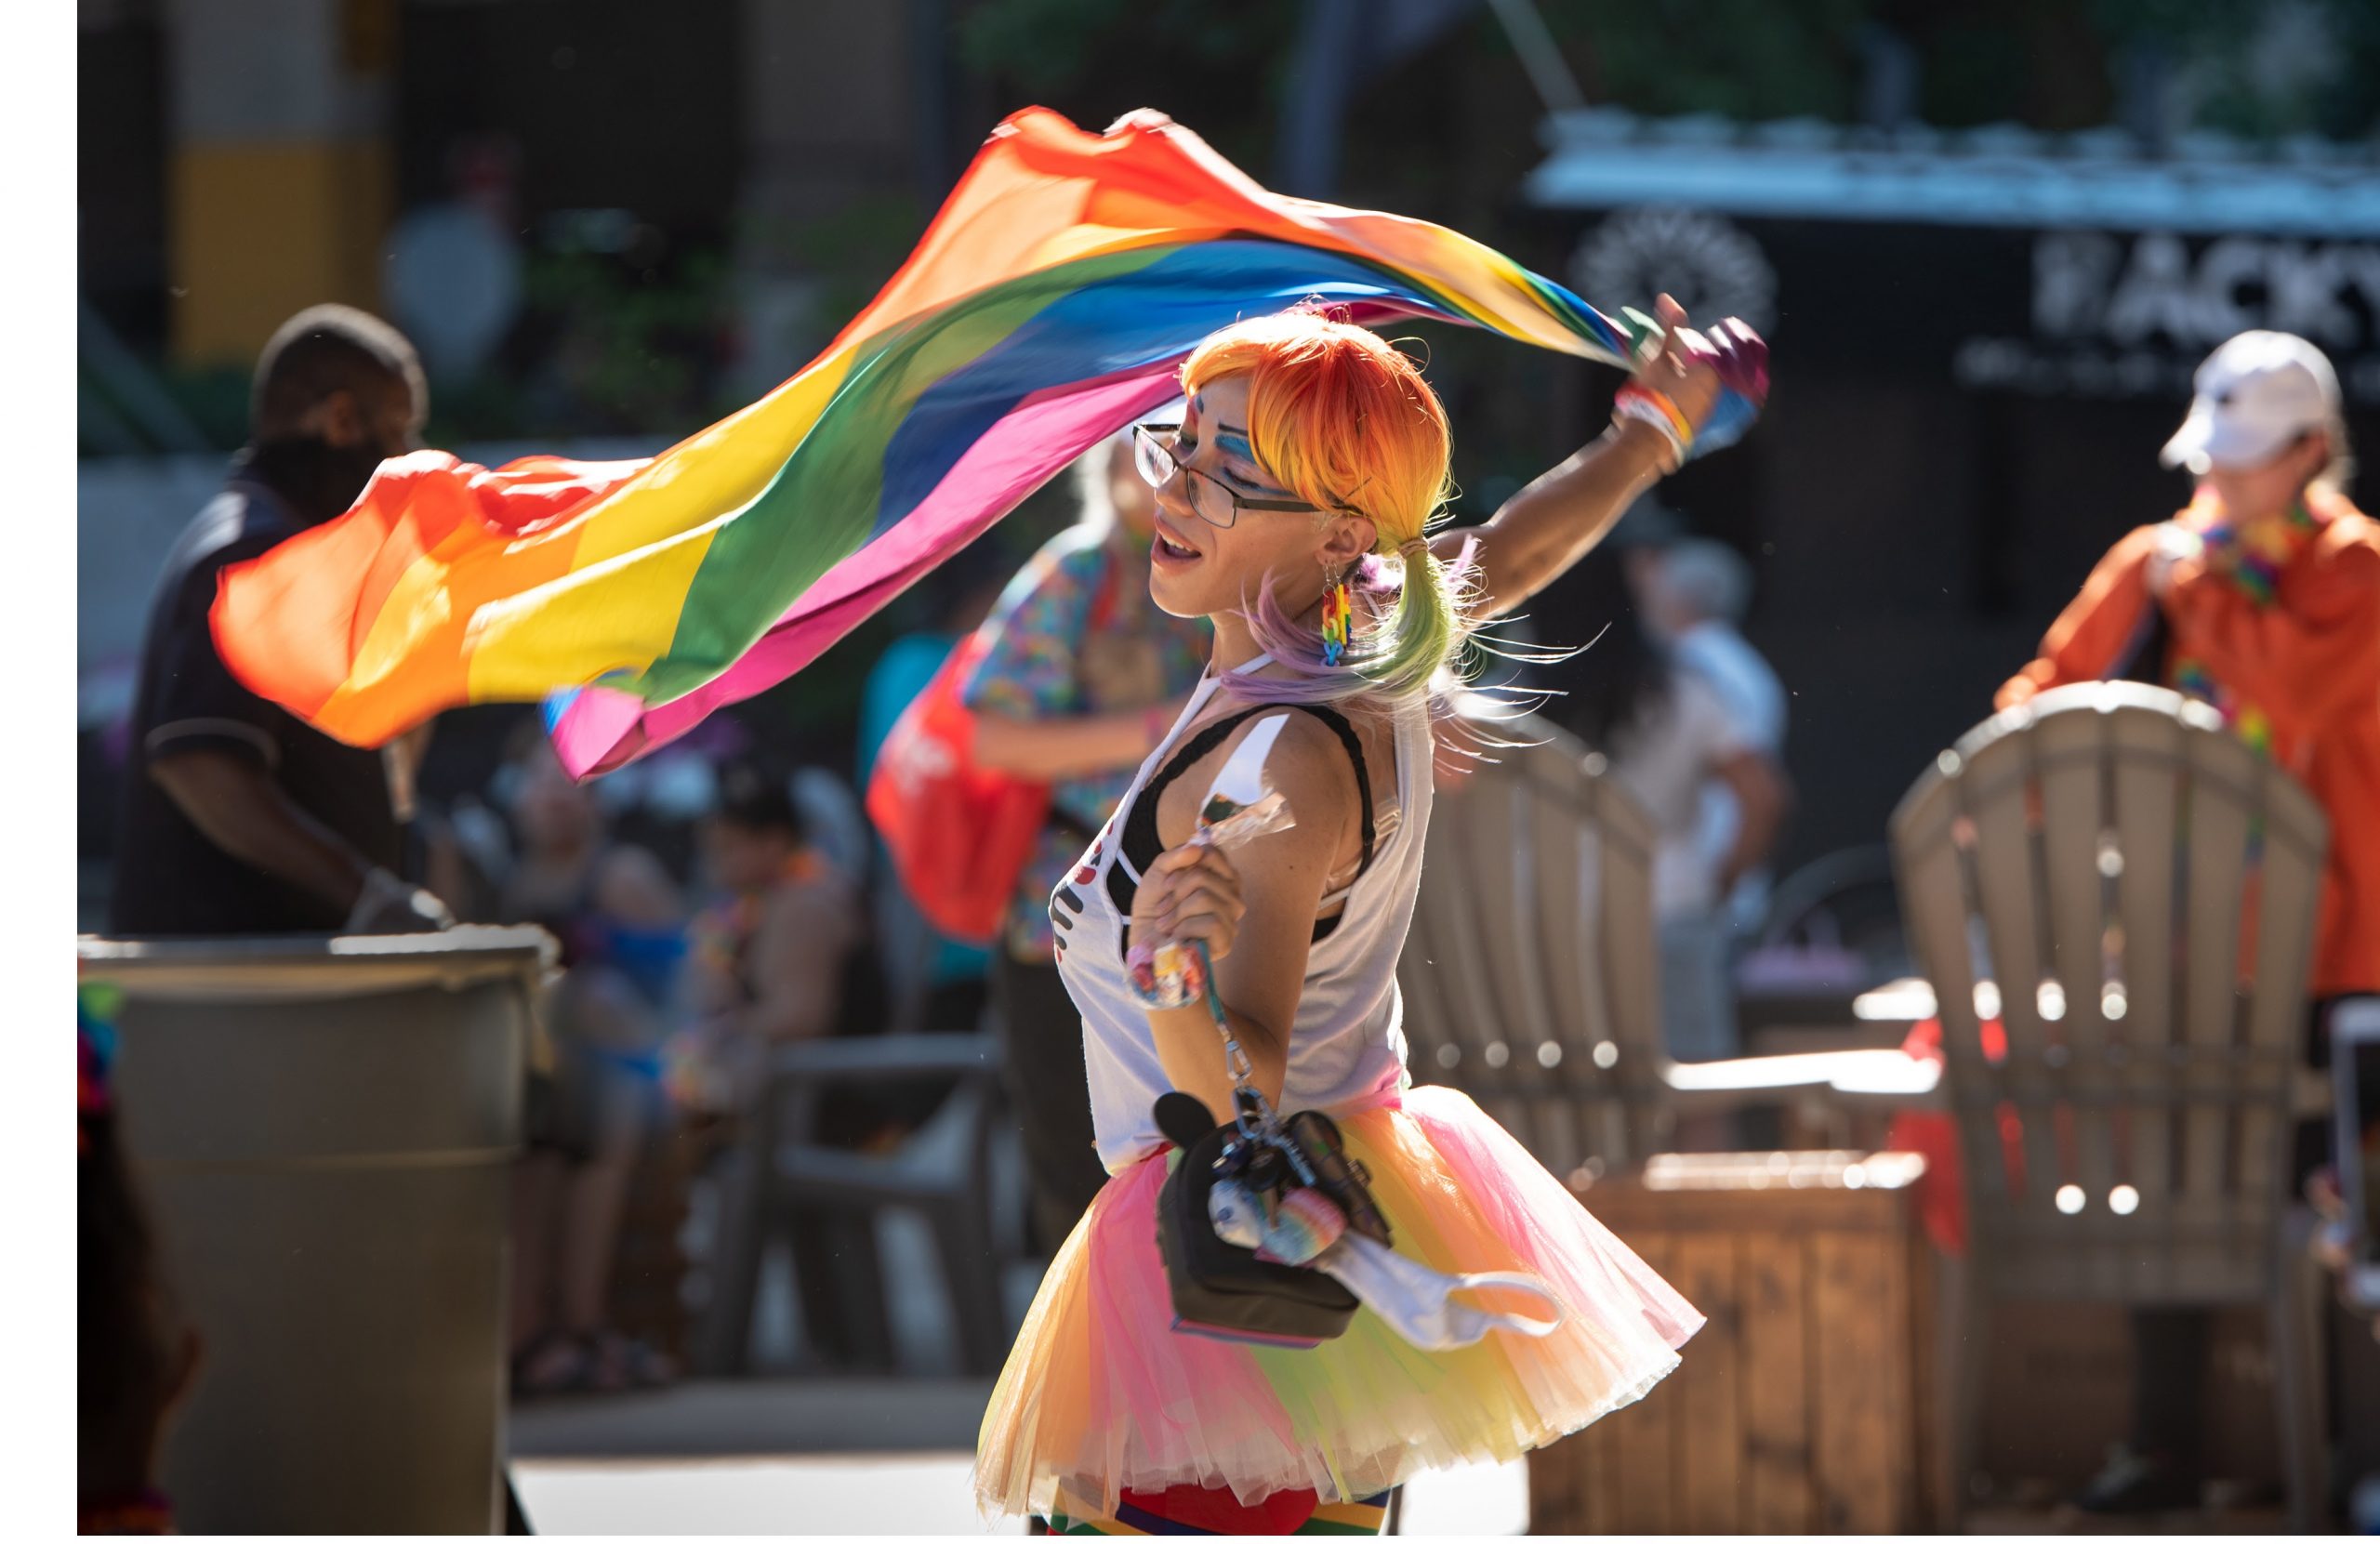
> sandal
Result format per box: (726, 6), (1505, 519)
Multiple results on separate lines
(509, 1329), (625, 1398)
(584, 1327), (679, 1390)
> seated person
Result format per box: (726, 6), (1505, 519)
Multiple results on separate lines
(671, 762), (889, 1128)
(672, 762), (914, 1370)
(498, 733), (688, 1395)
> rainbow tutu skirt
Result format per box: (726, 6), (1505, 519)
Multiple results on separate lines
(974, 1085), (1702, 1521)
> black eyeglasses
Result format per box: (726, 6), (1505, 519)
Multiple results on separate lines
(1130, 422), (1358, 530)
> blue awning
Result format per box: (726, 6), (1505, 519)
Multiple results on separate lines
(1523, 111), (2380, 237)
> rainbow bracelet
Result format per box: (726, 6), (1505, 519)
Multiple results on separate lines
(1614, 384), (1694, 468)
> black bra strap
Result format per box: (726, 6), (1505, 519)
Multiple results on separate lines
(1117, 703), (1377, 885)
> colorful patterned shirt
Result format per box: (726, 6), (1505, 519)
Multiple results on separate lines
(961, 524), (1210, 961)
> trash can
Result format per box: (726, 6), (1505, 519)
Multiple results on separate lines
(79, 928), (554, 1535)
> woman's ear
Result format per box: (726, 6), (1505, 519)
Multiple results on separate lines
(1317, 514), (1378, 568)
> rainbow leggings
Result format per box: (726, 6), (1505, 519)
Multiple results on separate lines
(1040, 1485), (1394, 1535)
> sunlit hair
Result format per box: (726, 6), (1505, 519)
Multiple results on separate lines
(1178, 309), (1474, 710)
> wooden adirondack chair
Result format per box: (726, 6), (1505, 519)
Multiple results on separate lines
(1397, 705), (1927, 1181)
(1396, 706), (1673, 1184)
(1889, 681), (2333, 1527)
(1400, 706), (1935, 1183)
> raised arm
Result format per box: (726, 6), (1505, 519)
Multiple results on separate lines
(1996, 526), (2162, 711)
(1438, 296), (1734, 619)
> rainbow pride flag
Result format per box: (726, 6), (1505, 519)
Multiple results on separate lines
(212, 106), (1765, 777)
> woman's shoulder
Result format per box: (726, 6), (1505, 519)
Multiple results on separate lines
(1218, 704), (1386, 825)
(986, 523), (1109, 617)
(1670, 662), (1730, 720)
(758, 865), (861, 944)
(1666, 666), (1757, 751)
(2311, 493), (2380, 565)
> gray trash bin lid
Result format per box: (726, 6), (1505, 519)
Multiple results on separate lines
(80, 925), (558, 1001)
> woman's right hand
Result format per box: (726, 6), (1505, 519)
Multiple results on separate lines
(1130, 840), (1248, 962)
(1631, 294), (1724, 434)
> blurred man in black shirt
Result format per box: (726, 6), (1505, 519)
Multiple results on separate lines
(112, 305), (452, 937)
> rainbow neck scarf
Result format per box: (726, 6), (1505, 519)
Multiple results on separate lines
(690, 848), (827, 973)
(211, 107), (1766, 777)
(2168, 495), (2324, 755)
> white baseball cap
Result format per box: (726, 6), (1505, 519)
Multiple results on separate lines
(2161, 330), (2342, 473)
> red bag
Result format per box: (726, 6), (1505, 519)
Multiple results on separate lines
(866, 558), (1117, 944)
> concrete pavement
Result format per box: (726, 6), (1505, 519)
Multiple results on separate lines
(507, 1378), (1531, 1535)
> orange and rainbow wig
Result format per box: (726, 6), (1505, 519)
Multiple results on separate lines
(1179, 310), (1472, 706)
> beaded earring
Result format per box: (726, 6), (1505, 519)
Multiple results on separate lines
(1319, 567), (1353, 666)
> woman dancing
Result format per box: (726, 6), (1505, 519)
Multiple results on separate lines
(975, 294), (1760, 1535)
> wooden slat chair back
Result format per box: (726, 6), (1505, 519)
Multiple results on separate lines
(1890, 682), (2332, 1525)
(1397, 706), (1671, 1181)
(1889, 681), (2327, 1300)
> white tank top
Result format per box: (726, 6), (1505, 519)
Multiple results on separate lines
(1051, 658), (1435, 1172)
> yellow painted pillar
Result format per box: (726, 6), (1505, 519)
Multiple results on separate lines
(165, 0), (397, 366)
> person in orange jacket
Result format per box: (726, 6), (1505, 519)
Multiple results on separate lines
(2000, 330), (2378, 1512)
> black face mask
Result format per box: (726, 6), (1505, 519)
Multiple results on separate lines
(236, 437), (392, 526)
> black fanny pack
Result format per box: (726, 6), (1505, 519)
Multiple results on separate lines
(1152, 1091), (1389, 1349)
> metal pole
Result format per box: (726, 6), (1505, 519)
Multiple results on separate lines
(1276, 0), (1361, 198)
(1483, 0), (1587, 115)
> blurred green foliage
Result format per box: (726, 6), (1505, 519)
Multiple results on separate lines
(1533, 0), (1877, 122)
(514, 245), (733, 440)
(758, 191), (933, 357)
(2092, 0), (2380, 141)
(955, 0), (1294, 172)
(958, 0), (1299, 104)
(959, 0), (2378, 139)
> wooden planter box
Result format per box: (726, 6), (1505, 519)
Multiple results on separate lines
(1528, 1153), (1946, 1535)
